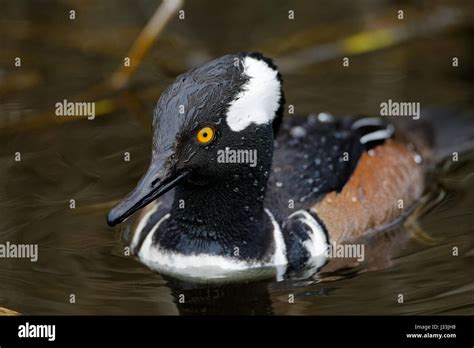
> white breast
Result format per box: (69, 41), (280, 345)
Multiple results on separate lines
(136, 209), (288, 281)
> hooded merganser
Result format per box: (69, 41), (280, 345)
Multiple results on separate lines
(107, 52), (426, 280)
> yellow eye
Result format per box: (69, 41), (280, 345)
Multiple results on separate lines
(196, 126), (215, 144)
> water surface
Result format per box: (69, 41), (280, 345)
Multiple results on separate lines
(0, 0), (473, 315)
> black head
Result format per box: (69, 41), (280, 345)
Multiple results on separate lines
(107, 52), (285, 226)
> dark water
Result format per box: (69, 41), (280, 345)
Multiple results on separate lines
(0, 0), (473, 315)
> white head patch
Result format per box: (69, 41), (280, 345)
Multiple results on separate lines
(226, 56), (281, 132)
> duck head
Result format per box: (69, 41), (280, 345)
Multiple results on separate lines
(107, 52), (284, 226)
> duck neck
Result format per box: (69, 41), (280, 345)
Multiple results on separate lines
(172, 169), (269, 230)
(159, 143), (275, 259)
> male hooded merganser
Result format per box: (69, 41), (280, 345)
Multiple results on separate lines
(107, 52), (427, 280)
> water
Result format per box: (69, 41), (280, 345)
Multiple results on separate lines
(0, 0), (473, 315)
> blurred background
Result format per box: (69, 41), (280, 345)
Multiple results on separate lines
(0, 0), (473, 315)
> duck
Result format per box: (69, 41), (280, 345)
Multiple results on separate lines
(107, 52), (428, 281)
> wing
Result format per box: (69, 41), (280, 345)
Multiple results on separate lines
(266, 113), (394, 219)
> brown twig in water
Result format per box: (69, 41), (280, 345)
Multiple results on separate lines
(108, 0), (184, 91)
(0, 307), (19, 316)
(275, 6), (463, 74)
(0, 0), (183, 132)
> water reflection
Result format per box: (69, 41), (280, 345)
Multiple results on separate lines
(166, 277), (274, 315)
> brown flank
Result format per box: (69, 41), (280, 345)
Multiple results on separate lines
(312, 139), (424, 243)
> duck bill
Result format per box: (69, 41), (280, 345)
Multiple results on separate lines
(107, 161), (188, 227)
